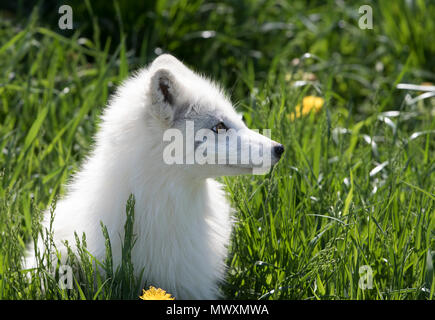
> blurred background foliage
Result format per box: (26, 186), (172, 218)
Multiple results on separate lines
(1, 0), (434, 113)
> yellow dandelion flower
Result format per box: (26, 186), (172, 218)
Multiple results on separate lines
(419, 82), (434, 94)
(288, 96), (324, 121)
(420, 82), (433, 87)
(139, 286), (175, 300)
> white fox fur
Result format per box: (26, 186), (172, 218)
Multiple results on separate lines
(26, 54), (282, 299)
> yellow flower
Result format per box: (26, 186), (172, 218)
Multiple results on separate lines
(139, 286), (175, 300)
(288, 96), (324, 121)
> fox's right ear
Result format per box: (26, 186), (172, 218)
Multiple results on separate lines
(150, 68), (179, 123)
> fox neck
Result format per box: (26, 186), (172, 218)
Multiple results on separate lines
(132, 166), (209, 218)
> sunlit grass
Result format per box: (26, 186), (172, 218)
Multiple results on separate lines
(0, 0), (434, 300)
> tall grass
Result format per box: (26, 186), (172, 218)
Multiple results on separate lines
(0, 0), (434, 299)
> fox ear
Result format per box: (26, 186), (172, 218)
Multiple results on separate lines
(150, 68), (178, 106)
(150, 68), (180, 123)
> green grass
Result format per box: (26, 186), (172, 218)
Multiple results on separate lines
(0, 0), (434, 299)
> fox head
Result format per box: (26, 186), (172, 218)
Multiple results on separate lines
(146, 54), (284, 177)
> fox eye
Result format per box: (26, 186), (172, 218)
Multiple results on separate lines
(212, 122), (228, 133)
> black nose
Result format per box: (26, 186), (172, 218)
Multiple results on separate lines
(273, 144), (285, 158)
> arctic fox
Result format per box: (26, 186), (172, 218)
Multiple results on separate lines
(26, 54), (284, 299)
